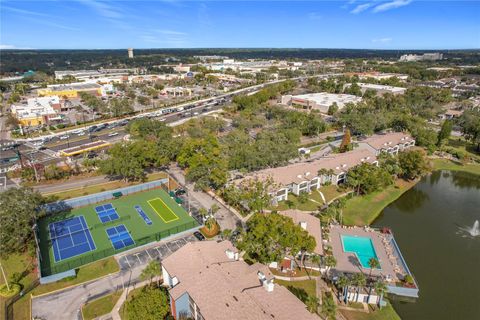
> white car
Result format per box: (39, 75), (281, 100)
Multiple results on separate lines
(159, 118), (166, 122)
(77, 131), (86, 136)
(108, 132), (119, 137)
(59, 135), (69, 140)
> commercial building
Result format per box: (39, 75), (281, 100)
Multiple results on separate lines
(162, 240), (320, 320)
(399, 52), (443, 62)
(345, 83), (407, 95)
(281, 93), (362, 113)
(237, 148), (378, 203)
(345, 72), (409, 81)
(358, 132), (415, 156)
(54, 68), (137, 80)
(37, 83), (104, 98)
(11, 96), (62, 126)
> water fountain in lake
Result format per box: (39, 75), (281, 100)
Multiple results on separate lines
(469, 220), (480, 237)
(459, 220), (480, 237)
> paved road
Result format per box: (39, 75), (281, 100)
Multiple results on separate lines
(31, 233), (197, 320)
(32, 174), (111, 194)
(168, 164), (242, 231)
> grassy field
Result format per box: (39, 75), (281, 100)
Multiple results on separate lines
(445, 137), (480, 161)
(82, 290), (122, 320)
(269, 193), (321, 212)
(343, 179), (417, 226)
(340, 302), (401, 320)
(318, 185), (348, 204)
(275, 279), (317, 301)
(44, 172), (168, 200)
(37, 188), (197, 276)
(431, 158), (480, 176)
(0, 255), (119, 320)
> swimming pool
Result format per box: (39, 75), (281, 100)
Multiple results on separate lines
(341, 235), (380, 269)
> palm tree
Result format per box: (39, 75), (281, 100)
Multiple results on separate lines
(351, 273), (366, 302)
(324, 255), (337, 278)
(310, 254), (321, 269)
(368, 258), (380, 279)
(140, 260), (161, 285)
(374, 280), (388, 309)
(336, 275), (350, 304)
(305, 295), (319, 313)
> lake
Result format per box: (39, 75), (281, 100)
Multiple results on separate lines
(373, 170), (480, 320)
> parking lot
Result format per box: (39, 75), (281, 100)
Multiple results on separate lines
(117, 234), (197, 271)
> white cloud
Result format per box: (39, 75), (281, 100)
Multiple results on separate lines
(0, 44), (33, 49)
(373, 0), (413, 13)
(2, 6), (51, 17)
(77, 0), (123, 19)
(156, 30), (187, 36)
(372, 37), (393, 43)
(350, 3), (373, 14)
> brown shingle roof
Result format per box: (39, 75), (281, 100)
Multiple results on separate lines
(162, 241), (320, 320)
(280, 210), (323, 255)
(362, 132), (413, 150)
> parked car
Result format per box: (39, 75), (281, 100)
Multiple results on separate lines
(108, 132), (119, 137)
(59, 135), (69, 140)
(193, 231), (205, 241)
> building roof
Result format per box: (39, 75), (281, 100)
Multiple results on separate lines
(361, 132), (414, 151)
(238, 148), (377, 188)
(355, 83), (406, 93)
(46, 82), (102, 91)
(162, 241), (319, 320)
(280, 210), (323, 255)
(290, 92), (362, 107)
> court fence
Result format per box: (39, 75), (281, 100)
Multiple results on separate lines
(42, 178), (169, 214)
(40, 219), (198, 277)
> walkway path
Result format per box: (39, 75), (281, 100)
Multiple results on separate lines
(31, 234), (192, 320)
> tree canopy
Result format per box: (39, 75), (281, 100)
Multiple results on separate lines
(0, 187), (46, 257)
(238, 213), (316, 264)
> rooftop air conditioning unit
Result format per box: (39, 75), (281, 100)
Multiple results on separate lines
(300, 221), (307, 230)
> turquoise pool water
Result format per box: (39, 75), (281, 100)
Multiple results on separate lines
(341, 235), (379, 269)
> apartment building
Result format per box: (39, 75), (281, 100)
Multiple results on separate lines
(162, 241), (320, 320)
(237, 148), (378, 203)
(358, 132), (415, 156)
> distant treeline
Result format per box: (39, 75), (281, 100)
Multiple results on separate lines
(1, 48), (479, 74)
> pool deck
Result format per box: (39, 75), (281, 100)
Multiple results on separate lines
(327, 225), (408, 283)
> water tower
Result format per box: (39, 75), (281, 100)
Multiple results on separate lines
(128, 48), (134, 59)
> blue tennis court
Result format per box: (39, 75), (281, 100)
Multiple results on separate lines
(134, 205), (152, 225)
(106, 225), (135, 250)
(48, 216), (96, 262)
(95, 203), (120, 223)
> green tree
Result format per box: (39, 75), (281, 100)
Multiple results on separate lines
(368, 257), (380, 278)
(305, 295), (319, 313)
(140, 260), (161, 285)
(374, 280), (388, 309)
(347, 163), (394, 195)
(327, 102), (339, 115)
(437, 120), (453, 146)
(321, 292), (337, 320)
(125, 285), (170, 320)
(237, 213), (316, 264)
(398, 149), (430, 180)
(0, 187), (45, 257)
(339, 128), (352, 153)
(459, 109), (480, 151)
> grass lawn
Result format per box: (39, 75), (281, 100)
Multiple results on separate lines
(269, 193), (322, 212)
(340, 302), (400, 320)
(38, 188), (197, 277)
(82, 290), (122, 320)
(445, 137), (480, 161)
(44, 172), (168, 200)
(318, 185), (348, 204)
(343, 179), (417, 226)
(431, 158), (480, 176)
(0, 254), (119, 320)
(275, 279), (317, 302)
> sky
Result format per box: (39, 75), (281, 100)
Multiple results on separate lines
(0, 0), (479, 50)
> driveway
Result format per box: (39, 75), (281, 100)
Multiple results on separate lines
(31, 233), (197, 320)
(168, 164), (242, 231)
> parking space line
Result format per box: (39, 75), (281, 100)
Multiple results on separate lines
(146, 249), (153, 261)
(135, 254), (142, 264)
(123, 256), (131, 268)
(155, 247), (162, 257)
